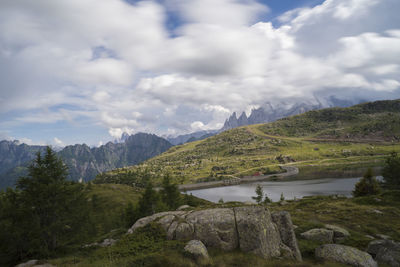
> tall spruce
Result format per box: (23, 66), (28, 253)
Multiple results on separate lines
(0, 147), (89, 265)
(160, 174), (181, 210)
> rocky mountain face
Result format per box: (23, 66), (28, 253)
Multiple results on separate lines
(0, 133), (172, 189)
(221, 97), (362, 131)
(0, 140), (47, 189)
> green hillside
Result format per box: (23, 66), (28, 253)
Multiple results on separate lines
(95, 100), (400, 186)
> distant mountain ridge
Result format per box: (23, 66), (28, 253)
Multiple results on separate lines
(0, 133), (172, 189)
(166, 130), (218, 145)
(221, 96), (361, 131)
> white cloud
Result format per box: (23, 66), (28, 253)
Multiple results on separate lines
(0, 0), (399, 140)
(53, 137), (65, 147)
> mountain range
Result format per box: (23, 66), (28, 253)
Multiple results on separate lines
(96, 99), (400, 186)
(221, 96), (362, 131)
(0, 133), (172, 189)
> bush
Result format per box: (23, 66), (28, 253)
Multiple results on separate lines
(353, 168), (381, 197)
(382, 152), (400, 189)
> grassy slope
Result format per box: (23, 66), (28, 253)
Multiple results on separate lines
(50, 190), (400, 267)
(97, 100), (400, 185)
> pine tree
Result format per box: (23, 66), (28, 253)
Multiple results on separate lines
(353, 168), (381, 197)
(252, 185), (264, 204)
(138, 181), (160, 217)
(0, 147), (89, 265)
(160, 174), (181, 210)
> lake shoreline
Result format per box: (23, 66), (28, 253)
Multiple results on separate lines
(179, 165), (299, 191)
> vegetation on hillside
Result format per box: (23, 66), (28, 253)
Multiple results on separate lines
(96, 100), (400, 186)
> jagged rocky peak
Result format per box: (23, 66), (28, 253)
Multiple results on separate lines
(221, 96), (362, 131)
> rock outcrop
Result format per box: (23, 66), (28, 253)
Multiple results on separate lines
(272, 211), (302, 261)
(128, 206), (301, 261)
(367, 239), (400, 267)
(315, 244), (377, 267)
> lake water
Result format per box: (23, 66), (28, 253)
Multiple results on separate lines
(186, 177), (365, 203)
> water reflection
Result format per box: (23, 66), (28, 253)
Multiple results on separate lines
(186, 177), (366, 203)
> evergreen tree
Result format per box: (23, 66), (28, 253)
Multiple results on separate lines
(124, 202), (137, 228)
(382, 152), (400, 189)
(137, 181), (160, 217)
(252, 185), (264, 204)
(160, 174), (181, 210)
(353, 168), (381, 197)
(263, 194), (271, 204)
(0, 147), (90, 265)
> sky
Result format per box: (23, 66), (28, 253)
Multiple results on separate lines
(0, 0), (400, 147)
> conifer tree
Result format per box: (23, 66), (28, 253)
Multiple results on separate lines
(160, 174), (181, 209)
(0, 147), (89, 265)
(382, 152), (400, 189)
(252, 185), (264, 204)
(353, 168), (381, 197)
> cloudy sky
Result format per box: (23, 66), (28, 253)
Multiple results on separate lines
(1, 0), (399, 146)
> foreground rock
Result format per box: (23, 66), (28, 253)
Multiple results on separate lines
(300, 228), (334, 243)
(128, 206), (301, 261)
(324, 224), (350, 243)
(184, 240), (210, 265)
(315, 244), (377, 267)
(272, 211), (302, 261)
(367, 239), (400, 267)
(16, 260), (55, 267)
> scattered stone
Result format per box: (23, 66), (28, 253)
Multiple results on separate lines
(16, 260), (38, 267)
(99, 238), (116, 247)
(376, 234), (391, 240)
(177, 205), (191, 211)
(365, 235), (375, 240)
(184, 240), (210, 265)
(300, 228), (334, 243)
(15, 260), (55, 267)
(370, 209), (383, 215)
(374, 198), (382, 202)
(293, 224), (298, 229)
(315, 244), (377, 267)
(324, 224), (350, 243)
(279, 200), (288, 206)
(367, 239), (400, 267)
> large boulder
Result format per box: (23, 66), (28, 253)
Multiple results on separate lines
(184, 240), (210, 265)
(315, 244), (377, 267)
(186, 208), (238, 251)
(234, 206), (280, 258)
(127, 211), (185, 234)
(128, 206), (301, 261)
(367, 239), (400, 267)
(300, 228), (334, 243)
(272, 211), (302, 261)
